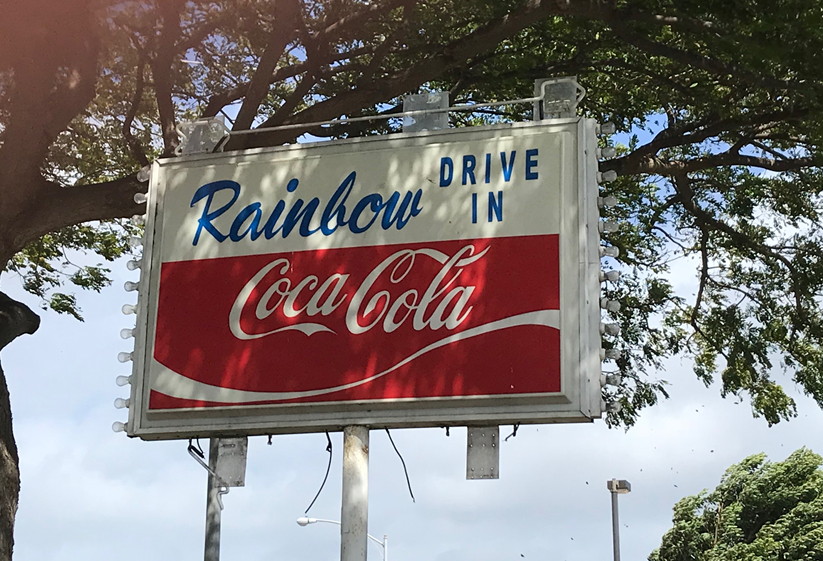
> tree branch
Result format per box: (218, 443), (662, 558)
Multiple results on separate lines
(200, 45), (374, 117)
(610, 24), (787, 91)
(150, 0), (185, 156)
(608, 108), (810, 176)
(0, 3), (104, 272)
(6, 176), (146, 265)
(201, 0), (409, 121)
(123, 48), (150, 167)
(672, 172), (805, 320)
(230, 0), (592, 148)
(233, 0), (301, 131)
(316, 0), (406, 40)
(263, 67), (324, 129)
(692, 228), (710, 328)
(625, 152), (814, 176)
(352, 3), (412, 89)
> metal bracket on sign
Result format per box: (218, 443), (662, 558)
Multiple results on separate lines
(175, 116), (230, 155)
(214, 437), (248, 487)
(402, 92), (450, 132)
(466, 426), (499, 480)
(533, 76), (586, 120)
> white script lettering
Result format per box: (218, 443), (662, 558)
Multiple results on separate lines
(228, 245), (488, 340)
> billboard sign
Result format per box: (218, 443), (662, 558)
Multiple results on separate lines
(125, 119), (603, 439)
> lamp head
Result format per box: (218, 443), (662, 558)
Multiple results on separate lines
(607, 479), (631, 494)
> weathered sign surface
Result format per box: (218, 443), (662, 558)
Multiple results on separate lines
(125, 119), (603, 439)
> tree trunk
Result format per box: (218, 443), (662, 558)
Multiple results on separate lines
(0, 292), (41, 560)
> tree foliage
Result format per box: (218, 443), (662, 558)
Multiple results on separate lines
(0, 0), (821, 425)
(0, 0), (821, 557)
(650, 448), (823, 561)
(2, 0), (823, 425)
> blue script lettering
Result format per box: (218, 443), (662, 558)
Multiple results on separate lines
(190, 180), (239, 244)
(190, 172), (423, 245)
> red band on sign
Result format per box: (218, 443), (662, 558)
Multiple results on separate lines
(150, 234), (560, 408)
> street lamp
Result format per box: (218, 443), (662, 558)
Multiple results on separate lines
(606, 479), (631, 561)
(296, 517), (389, 561)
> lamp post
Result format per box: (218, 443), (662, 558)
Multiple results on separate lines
(297, 517), (388, 561)
(606, 479), (631, 561)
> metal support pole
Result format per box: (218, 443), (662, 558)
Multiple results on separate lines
(610, 488), (620, 561)
(340, 426), (369, 561)
(382, 534), (388, 561)
(204, 439), (221, 561)
(607, 478), (630, 561)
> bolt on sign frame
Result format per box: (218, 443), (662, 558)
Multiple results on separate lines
(125, 118), (603, 440)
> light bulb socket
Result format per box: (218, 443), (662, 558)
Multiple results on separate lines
(599, 221), (618, 234)
(598, 195), (618, 209)
(117, 351), (133, 363)
(121, 304), (137, 315)
(603, 349), (622, 360)
(605, 401), (622, 413)
(112, 421), (127, 433)
(600, 298), (621, 312)
(115, 375), (132, 387)
(114, 397), (130, 409)
(120, 328), (134, 339)
(600, 270), (621, 283)
(598, 122), (616, 135)
(124, 281), (139, 292)
(126, 259), (141, 271)
(136, 166), (151, 183)
(597, 170), (618, 183)
(134, 192), (148, 204)
(600, 372), (623, 386)
(600, 323), (621, 336)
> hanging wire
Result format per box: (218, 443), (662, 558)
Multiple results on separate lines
(189, 437), (205, 458)
(504, 423), (521, 442)
(304, 432), (333, 514)
(187, 439), (230, 510)
(385, 429), (415, 503)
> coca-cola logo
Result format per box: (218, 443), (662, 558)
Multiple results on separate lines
(229, 244), (488, 340)
(150, 234), (562, 406)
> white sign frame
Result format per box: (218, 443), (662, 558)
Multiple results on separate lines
(125, 118), (603, 440)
